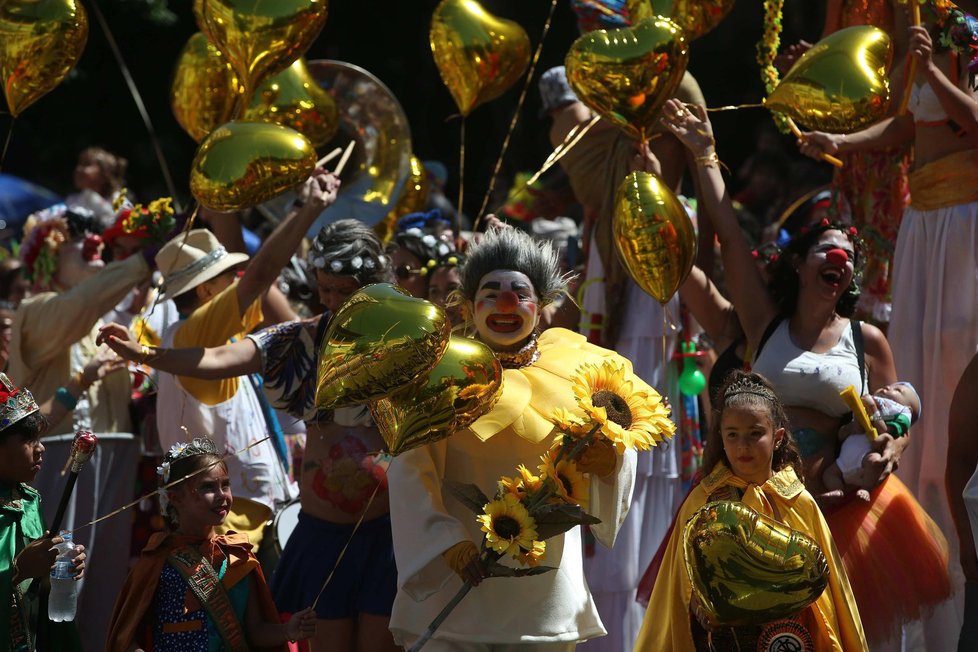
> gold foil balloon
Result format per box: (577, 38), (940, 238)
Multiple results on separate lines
(171, 32), (241, 143)
(627, 1), (734, 41)
(766, 26), (892, 134)
(190, 121), (316, 211)
(245, 58), (338, 148)
(0, 0), (88, 117)
(316, 283), (451, 410)
(371, 336), (502, 455)
(565, 17), (688, 141)
(684, 501), (830, 627)
(613, 171), (695, 304)
(430, 0), (531, 116)
(195, 0), (328, 98)
(376, 156), (430, 243)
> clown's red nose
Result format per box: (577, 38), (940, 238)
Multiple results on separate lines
(496, 290), (519, 312)
(825, 248), (848, 266)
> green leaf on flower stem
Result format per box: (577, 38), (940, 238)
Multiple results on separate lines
(533, 503), (602, 540)
(485, 561), (557, 578)
(444, 481), (490, 515)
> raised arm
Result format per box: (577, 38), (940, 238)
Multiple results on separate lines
(678, 265), (741, 352)
(96, 322), (260, 379)
(910, 25), (978, 134)
(660, 99), (778, 348)
(948, 352), (978, 586)
(234, 170), (340, 315)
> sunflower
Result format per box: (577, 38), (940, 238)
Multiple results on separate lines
(571, 361), (674, 452)
(498, 465), (543, 499)
(478, 493), (541, 558)
(538, 448), (590, 510)
(517, 539), (547, 567)
(550, 407), (593, 440)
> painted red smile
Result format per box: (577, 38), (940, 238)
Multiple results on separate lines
(486, 313), (524, 333)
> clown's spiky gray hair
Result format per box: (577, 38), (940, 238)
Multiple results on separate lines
(460, 227), (565, 307)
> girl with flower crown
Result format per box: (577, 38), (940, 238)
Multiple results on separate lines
(662, 97), (953, 649)
(636, 371), (865, 651)
(107, 437), (315, 651)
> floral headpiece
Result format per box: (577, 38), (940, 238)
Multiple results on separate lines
(107, 191), (176, 244)
(156, 437), (220, 514)
(936, 6), (978, 73)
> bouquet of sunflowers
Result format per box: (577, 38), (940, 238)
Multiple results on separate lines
(410, 360), (673, 650)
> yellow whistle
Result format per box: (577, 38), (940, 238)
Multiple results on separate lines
(839, 385), (878, 441)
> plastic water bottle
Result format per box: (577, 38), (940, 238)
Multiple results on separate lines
(48, 531), (79, 622)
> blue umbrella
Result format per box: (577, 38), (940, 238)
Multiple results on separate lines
(0, 174), (62, 230)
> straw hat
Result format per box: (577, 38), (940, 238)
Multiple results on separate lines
(155, 229), (249, 299)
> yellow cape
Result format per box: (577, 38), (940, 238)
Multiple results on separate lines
(634, 464), (868, 652)
(469, 327), (673, 444)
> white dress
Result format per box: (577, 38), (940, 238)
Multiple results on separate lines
(888, 153), (978, 649)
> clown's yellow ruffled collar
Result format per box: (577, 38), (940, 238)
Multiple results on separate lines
(469, 327), (670, 443)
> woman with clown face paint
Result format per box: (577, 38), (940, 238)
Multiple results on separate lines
(386, 228), (675, 650)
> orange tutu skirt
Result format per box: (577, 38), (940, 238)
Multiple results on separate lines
(825, 474), (951, 647)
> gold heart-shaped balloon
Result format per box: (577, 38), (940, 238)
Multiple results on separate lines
(684, 501), (830, 627)
(171, 32), (241, 143)
(370, 336), (502, 456)
(613, 171), (695, 304)
(565, 17), (688, 141)
(190, 121), (316, 211)
(628, 0), (734, 42)
(245, 58), (339, 148)
(196, 0), (328, 98)
(317, 283), (451, 411)
(766, 25), (891, 134)
(0, 0), (88, 117)
(430, 0), (531, 116)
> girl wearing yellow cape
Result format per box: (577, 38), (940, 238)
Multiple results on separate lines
(635, 372), (866, 652)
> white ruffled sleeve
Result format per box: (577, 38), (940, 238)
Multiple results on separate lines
(587, 447), (637, 549)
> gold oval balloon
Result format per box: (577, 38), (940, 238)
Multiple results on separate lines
(190, 121), (316, 211)
(0, 0), (88, 117)
(683, 501), (830, 627)
(316, 283), (451, 410)
(195, 0), (328, 98)
(171, 32), (241, 143)
(766, 26), (892, 134)
(245, 58), (338, 148)
(613, 170), (695, 304)
(370, 336), (502, 456)
(565, 17), (688, 141)
(430, 0), (531, 116)
(627, 1), (734, 41)
(375, 156), (430, 243)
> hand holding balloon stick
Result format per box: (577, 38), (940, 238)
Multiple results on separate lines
(51, 431), (98, 533)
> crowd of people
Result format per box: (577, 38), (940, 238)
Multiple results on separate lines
(3, 1), (978, 651)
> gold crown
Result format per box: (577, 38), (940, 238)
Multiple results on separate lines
(0, 373), (40, 431)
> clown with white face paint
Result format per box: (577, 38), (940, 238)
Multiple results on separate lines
(472, 270), (540, 350)
(387, 228), (675, 650)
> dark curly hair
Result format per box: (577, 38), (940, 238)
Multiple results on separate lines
(0, 412), (48, 445)
(767, 221), (862, 318)
(703, 371), (804, 482)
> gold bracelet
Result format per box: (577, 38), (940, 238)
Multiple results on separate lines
(696, 150), (719, 168)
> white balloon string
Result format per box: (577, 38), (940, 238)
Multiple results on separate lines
(474, 0), (560, 231)
(88, 0), (182, 210)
